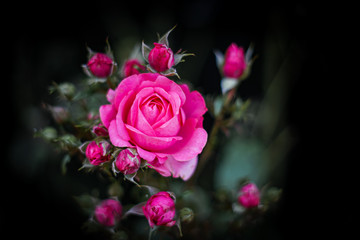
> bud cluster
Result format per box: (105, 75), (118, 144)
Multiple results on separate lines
(35, 25), (282, 240)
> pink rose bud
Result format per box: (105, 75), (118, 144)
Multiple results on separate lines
(94, 199), (122, 227)
(237, 183), (260, 208)
(92, 123), (109, 137)
(223, 43), (246, 78)
(148, 43), (175, 72)
(115, 148), (141, 175)
(87, 112), (99, 120)
(123, 59), (146, 77)
(142, 191), (176, 228)
(87, 53), (114, 78)
(85, 141), (111, 165)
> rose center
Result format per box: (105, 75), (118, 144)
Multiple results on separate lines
(140, 94), (168, 125)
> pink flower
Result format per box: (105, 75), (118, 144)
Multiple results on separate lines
(99, 73), (208, 180)
(238, 183), (260, 208)
(123, 59), (146, 77)
(223, 43), (246, 78)
(94, 199), (122, 227)
(87, 53), (114, 78)
(115, 148), (141, 175)
(142, 192), (176, 228)
(92, 123), (109, 137)
(85, 141), (111, 165)
(148, 43), (175, 72)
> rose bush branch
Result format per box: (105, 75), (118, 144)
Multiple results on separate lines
(190, 43), (256, 184)
(34, 27), (281, 240)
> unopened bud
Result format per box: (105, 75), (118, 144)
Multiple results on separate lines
(115, 148), (141, 175)
(179, 207), (194, 223)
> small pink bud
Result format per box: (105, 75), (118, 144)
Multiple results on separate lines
(87, 112), (99, 120)
(115, 148), (140, 175)
(223, 43), (246, 78)
(92, 123), (109, 137)
(94, 199), (122, 227)
(85, 141), (110, 165)
(148, 43), (175, 72)
(142, 191), (176, 228)
(123, 59), (146, 77)
(237, 183), (260, 208)
(87, 53), (114, 78)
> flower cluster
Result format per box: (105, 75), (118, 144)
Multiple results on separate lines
(37, 27), (282, 239)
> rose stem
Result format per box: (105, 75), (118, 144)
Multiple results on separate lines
(189, 87), (237, 185)
(106, 77), (115, 89)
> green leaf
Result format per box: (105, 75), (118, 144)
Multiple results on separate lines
(157, 25), (176, 46)
(141, 41), (152, 63)
(124, 173), (140, 187)
(61, 154), (71, 175)
(214, 49), (224, 70)
(160, 67), (180, 79)
(123, 202), (146, 218)
(220, 77), (238, 95)
(173, 52), (195, 66)
(34, 126), (58, 141)
(213, 96), (224, 117)
(74, 194), (97, 215)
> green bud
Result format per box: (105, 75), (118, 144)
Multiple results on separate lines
(58, 82), (76, 100)
(179, 207), (194, 223)
(35, 127), (58, 141)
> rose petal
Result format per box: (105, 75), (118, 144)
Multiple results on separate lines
(136, 146), (157, 162)
(180, 84), (207, 120)
(154, 87), (181, 116)
(164, 118), (208, 161)
(125, 124), (182, 151)
(106, 89), (116, 103)
(127, 87), (157, 136)
(147, 158), (171, 177)
(108, 120), (133, 148)
(113, 74), (141, 110)
(165, 155), (198, 181)
(151, 103), (173, 129)
(100, 104), (116, 129)
(139, 75), (186, 106)
(153, 113), (181, 137)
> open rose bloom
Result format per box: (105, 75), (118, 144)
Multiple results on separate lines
(100, 73), (207, 180)
(35, 25), (286, 239)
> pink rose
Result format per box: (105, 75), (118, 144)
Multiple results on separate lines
(223, 43), (246, 78)
(94, 199), (122, 227)
(85, 141), (111, 165)
(237, 183), (260, 208)
(142, 191), (176, 228)
(148, 43), (175, 72)
(123, 59), (146, 77)
(115, 148), (141, 175)
(92, 123), (109, 137)
(99, 73), (207, 180)
(87, 53), (114, 78)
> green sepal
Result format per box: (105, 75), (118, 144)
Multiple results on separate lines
(158, 25), (177, 46)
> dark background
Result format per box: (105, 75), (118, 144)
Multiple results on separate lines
(3, 1), (334, 239)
